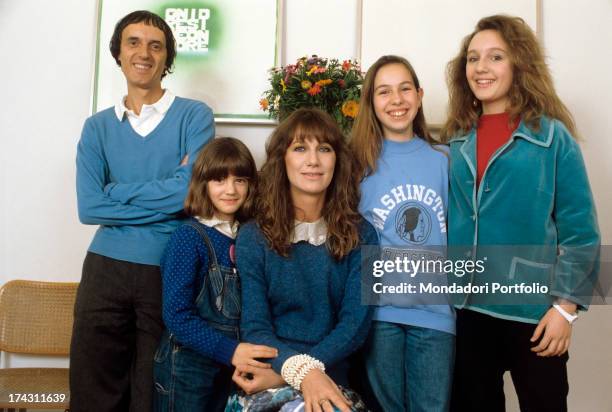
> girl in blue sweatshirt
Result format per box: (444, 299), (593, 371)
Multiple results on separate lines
(350, 55), (455, 411)
(153, 138), (278, 412)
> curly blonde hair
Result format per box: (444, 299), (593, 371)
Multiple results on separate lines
(441, 14), (577, 141)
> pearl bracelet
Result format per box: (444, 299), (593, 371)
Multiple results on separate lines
(281, 354), (325, 390)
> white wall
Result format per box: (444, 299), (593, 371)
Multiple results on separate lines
(540, 3), (612, 411)
(1, 1), (610, 410)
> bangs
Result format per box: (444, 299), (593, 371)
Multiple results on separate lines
(268, 108), (345, 158)
(198, 137), (257, 182)
(202, 151), (256, 181)
(289, 119), (338, 148)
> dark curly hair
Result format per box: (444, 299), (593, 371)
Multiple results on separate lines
(256, 108), (362, 260)
(109, 10), (176, 79)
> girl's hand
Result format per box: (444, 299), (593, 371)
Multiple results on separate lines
(231, 343), (278, 368)
(232, 363), (285, 394)
(301, 368), (352, 412)
(530, 304), (576, 357)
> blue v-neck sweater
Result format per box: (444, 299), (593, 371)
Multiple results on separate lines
(76, 97), (214, 265)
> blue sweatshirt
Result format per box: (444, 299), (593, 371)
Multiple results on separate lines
(236, 220), (378, 378)
(359, 137), (455, 335)
(76, 97), (214, 265)
(161, 221), (239, 366)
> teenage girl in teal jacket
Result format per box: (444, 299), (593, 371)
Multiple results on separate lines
(441, 15), (599, 412)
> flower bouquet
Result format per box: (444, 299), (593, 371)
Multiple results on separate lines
(259, 55), (363, 135)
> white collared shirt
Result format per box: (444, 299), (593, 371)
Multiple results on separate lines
(292, 219), (328, 246)
(114, 90), (175, 137)
(196, 216), (239, 239)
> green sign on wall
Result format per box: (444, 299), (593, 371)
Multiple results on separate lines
(93, 0), (280, 123)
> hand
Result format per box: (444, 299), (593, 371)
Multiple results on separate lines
(530, 306), (574, 357)
(180, 154), (189, 166)
(232, 364), (285, 394)
(301, 368), (352, 412)
(231, 343), (277, 368)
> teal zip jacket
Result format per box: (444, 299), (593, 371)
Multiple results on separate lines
(448, 116), (600, 323)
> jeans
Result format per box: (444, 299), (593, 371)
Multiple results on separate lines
(154, 221), (240, 411)
(364, 320), (455, 412)
(153, 331), (234, 412)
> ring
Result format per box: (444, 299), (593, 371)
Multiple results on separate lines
(319, 399), (330, 405)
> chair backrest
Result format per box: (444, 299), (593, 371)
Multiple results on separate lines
(0, 280), (78, 355)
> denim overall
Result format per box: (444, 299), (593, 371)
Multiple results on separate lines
(154, 222), (240, 412)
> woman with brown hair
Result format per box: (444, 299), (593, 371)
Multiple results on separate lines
(226, 108), (378, 412)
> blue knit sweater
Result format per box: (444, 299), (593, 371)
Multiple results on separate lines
(161, 220), (239, 366)
(236, 220), (379, 376)
(76, 97), (214, 265)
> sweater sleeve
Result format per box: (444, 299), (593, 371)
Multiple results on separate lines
(236, 224), (299, 374)
(308, 222), (378, 366)
(549, 125), (600, 308)
(76, 118), (172, 226)
(161, 225), (239, 366)
(104, 103), (215, 214)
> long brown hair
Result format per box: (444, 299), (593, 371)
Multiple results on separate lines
(441, 14), (577, 141)
(350, 55), (438, 179)
(184, 137), (258, 222)
(256, 108), (361, 260)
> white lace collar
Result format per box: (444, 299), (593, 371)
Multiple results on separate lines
(292, 218), (327, 246)
(196, 216), (239, 239)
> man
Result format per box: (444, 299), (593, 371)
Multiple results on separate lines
(71, 10), (214, 411)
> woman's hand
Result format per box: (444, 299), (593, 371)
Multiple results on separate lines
(530, 302), (576, 357)
(301, 368), (352, 412)
(232, 364), (285, 394)
(231, 343), (277, 368)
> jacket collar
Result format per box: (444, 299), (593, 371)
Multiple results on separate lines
(450, 115), (555, 148)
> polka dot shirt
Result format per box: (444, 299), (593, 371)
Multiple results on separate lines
(160, 220), (238, 366)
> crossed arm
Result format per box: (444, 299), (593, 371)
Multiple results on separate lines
(76, 105), (214, 225)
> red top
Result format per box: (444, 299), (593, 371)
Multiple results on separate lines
(476, 112), (518, 187)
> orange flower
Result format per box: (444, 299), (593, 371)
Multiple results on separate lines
(259, 98), (269, 111)
(301, 80), (312, 90)
(341, 100), (359, 118)
(342, 60), (351, 71)
(316, 79), (333, 87)
(307, 84), (322, 96)
(307, 65), (327, 76)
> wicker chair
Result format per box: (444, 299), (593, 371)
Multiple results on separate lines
(0, 280), (78, 411)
